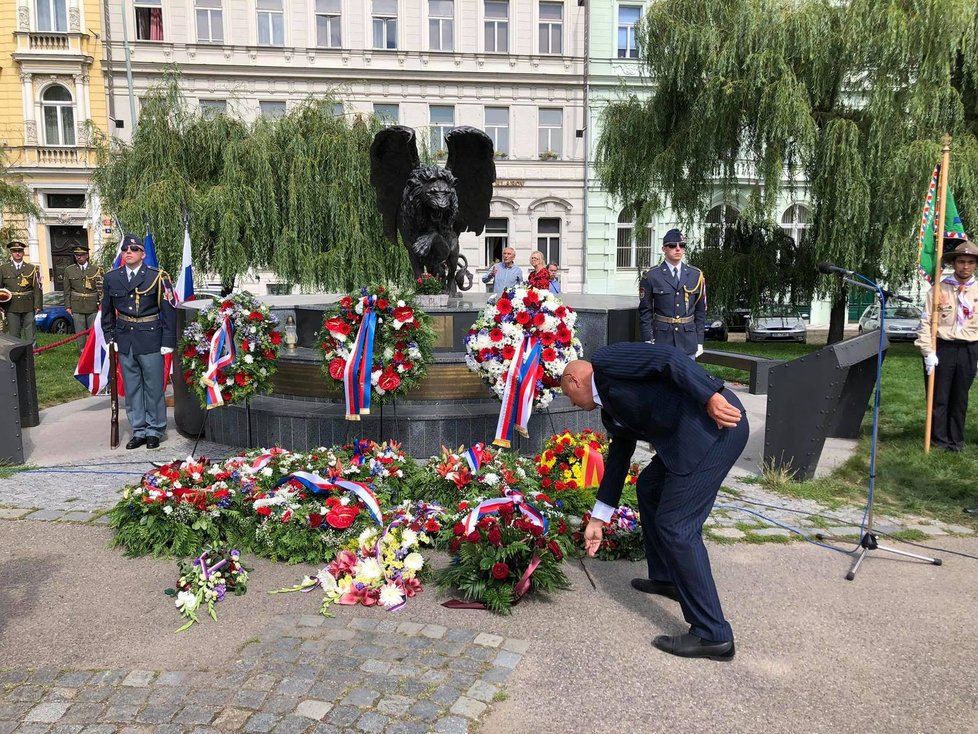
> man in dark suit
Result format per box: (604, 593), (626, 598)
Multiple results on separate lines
(639, 229), (706, 358)
(101, 234), (176, 450)
(561, 342), (747, 661)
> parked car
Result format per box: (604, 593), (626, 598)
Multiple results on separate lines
(704, 314), (728, 341)
(725, 306), (752, 332)
(857, 303), (922, 342)
(34, 291), (73, 334)
(746, 308), (807, 343)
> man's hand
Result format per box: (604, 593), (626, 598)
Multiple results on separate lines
(110, 341), (118, 352)
(706, 392), (742, 429)
(695, 344), (704, 358)
(584, 518), (604, 557)
(924, 353), (939, 375)
(161, 346), (173, 355)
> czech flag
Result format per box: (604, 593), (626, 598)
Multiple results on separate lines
(74, 306), (110, 395)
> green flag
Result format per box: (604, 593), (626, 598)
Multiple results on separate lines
(918, 163), (969, 282)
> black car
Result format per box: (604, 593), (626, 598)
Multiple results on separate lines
(704, 314), (728, 341)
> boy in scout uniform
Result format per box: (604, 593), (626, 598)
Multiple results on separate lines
(101, 234), (176, 450)
(63, 241), (103, 351)
(0, 241), (43, 345)
(638, 229), (707, 358)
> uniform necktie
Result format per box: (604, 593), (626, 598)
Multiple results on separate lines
(673, 267), (680, 287)
(128, 270), (133, 283)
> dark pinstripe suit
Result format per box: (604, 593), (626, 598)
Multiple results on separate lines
(592, 342), (748, 642)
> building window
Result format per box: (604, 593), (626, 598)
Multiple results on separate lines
(41, 85), (75, 146)
(195, 0), (224, 43)
(430, 105), (454, 156)
(374, 103), (399, 126)
(484, 218), (508, 265)
(46, 193), (86, 209)
(135, 0), (164, 41)
(315, 0), (342, 48)
(537, 218), (561, 265)
(36, 0), (68, 32)
(484, 1), (508, 53)
(429, 1), (454, 51)
(485, 107), (509, 156)
(616, 209), (654, 269)
(199, 99), (228, 118)
(705, 204), (740, 248)
(538, 108), (562, 158)
(780, 204), (811, 248)
(332, 102), (345, 117)
(618, 5), (641, 59)
(257, 0), (284, 46)
(259, 100), (287, 118)
(372, 0), (398, 50)
(539, 2), (562, 55)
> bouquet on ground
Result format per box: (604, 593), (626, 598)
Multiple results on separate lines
(181, 291), (280, 409)
(420, 443), (541, 507)
(340, 439), (420, 504)
(435, 490), (573, 615)
(109, 457), (250, 557)
(165, 548), (249, 632)
(573, 506), (645, 561)
(274, 501), (442, 616)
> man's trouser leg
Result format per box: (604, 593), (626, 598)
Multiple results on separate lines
(120, 347), (148, 439)
(134, 349), (167, 439)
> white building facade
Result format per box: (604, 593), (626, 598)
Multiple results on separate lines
(102, 0), (588, 293)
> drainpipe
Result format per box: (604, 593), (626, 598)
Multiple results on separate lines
(121, 0), (137, 130)
(580, 0), (590, 293)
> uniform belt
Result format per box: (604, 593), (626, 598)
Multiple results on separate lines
(654, 314), (695, 325)
(7, 290), (33, 296)
(118, 313), (160, 324)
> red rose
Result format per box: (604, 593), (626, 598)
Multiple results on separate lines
(495, 298), (513, 315)
(264, 349), (276, 360)
(377, 298), (389, 310)
(529, 524), (544, 537)
(501, 344), (516, 360)
(325, 317), (351, 336)
(536, 493), (552, 504)
(340, 296), (354, 309)
(489, 328), (504, 343)
(548, 540), (563, 561)
(256, 506), (271, 517)
(270, 331), (282, 345)
(328, 358), (346, 380)
(378, 371), (401, 392)
(523, 289), (540, 305)
(221, 390), (232, 402)
(458, 501), (469, 511)
(532, 312), (547, 327)
(554, 306), (567, 318)
(574, 447), (585, 459)
(326, 505), (359, 529)
(393, 306), (415, 323)
(220, 300), (234, 310)
(491, 562), (510, 580)
(515, 311), (531, 326)
(183, 346), (197, 358)
(452, 522), (466, 536)
(182, 370), (193, 385)
(248, 311), (264, 321)
(541, 348), (557, 362)
(308, 513), (323, 529)
(487, 526), (503, 546)
(541, 477), (552, 488)
(466, 531), (481, 543)
(449, 537), (462, 553)
(234, 372), (249, 387)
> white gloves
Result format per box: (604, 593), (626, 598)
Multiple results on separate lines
(111, 341), (118, 352)
(695, 344), (705, 358)
(161, 347), (174, 355)
(923, 353), (938, 374)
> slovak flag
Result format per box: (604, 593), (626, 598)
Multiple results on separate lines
(112, 229), (160, 269)
(175, 223), (195, 303)
(74, 306), (111, 395)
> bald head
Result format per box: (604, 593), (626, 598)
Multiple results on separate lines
(560, 359), (597, 410)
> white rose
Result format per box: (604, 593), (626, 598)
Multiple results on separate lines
(244, 354), (254, 364)
(261, 467), (273, 477)
(403, 553), (424, 572)
(483, 473), (499, 486)
(175, 591), (198, 612)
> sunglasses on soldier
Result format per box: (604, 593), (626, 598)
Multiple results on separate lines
(120, 244), (144, 252)
(664, 243), (686, 249)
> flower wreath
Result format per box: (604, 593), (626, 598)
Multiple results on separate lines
(181, 292), (281, 408)
(319, 285), (435, 403)
(464, 286), (584, 410)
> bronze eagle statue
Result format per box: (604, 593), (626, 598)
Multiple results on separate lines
(369, 125), (496, 296)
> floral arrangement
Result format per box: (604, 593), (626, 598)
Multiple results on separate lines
(573, 506), (645, 562)
(108, 457), (250, 557)
(165, 548), (249, 632)
(463, 286), (584, 410)
(319, 285), (435, 402)
(414, 273), (445, 295)
(274, 501), (441, 616)
(436, 495), (573, 615)
(181, 291), (281, 408)
(420, 444), (540, 506)
(340, 439), (419, 504)
(535, 429), (608, 492)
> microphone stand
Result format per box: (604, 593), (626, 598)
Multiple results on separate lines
(819, 271), (942, 580)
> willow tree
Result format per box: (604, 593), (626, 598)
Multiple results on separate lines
(0, 148), (41, 242)
(597, 0), (978, 342)
(92, 75), (410, 291)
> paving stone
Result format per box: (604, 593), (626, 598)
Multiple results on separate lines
(78, 727), (116, 734)
(107, 689), (150, 707)
(383, 723), (429, 734)
(188, 726), (221, 734)
(395, 622), (424, 636)
(50, 728), (86, 734)
(173, 705), (219, 725)
(212, 707), (252, 730)
(347, 619), (378, 632)
(420, 625), (447, 640)
(824, 526), (862, 537)
(905, 524), (948, 536)
(90, 672), (127, 686)
(353, 712), (386, 733)
(429, 685), (461, 707)
(0, 508), (30, 519)
(442, 629), (476, 643)
(942, 524), (975, 535)
(472, 633), (503, 648)
(291, 666), (318, 681)
(339, 689), (377, 709)
(11, 725), (51, 734)
(10, 686), (46, 702)
(500, 638), (530, 654)
(271, 716), (311, 734)
(449, 696), (486, 720)
(710, 528), (746, 540)
(136, 705), (179, 724)
(418, 670), (447, 685)
(233, 690), (268, 710)
(406, 700), (440, 720)
(465, 680), (498, 703)
(59, 704), (107, 724)
(309, 725), (341, 734)
(294, 701), (333, 722)
(156, 672), (190, 687)
(116, 726), (155, 734)
(189, 690), (228, 707)
(262, 697), (301, 715)
(43, 689), (78, 703)
(145, 689), (185, 707)
(25, 703), (71, 724)
(0, 704), (32, 721)
(357, 660), (389, 676)
(396, 681), (429, 698)
(374, 695), (412, 717)
(432, 716), (469, 734)
(121, 671), (156, 688)
(324, 705), (359, 728)
(0, 670), (29, 685)
(102, 706), (140, 723)
(373, 621), (400, 634)
(243, 674), (278, 692)
(72, 690), (110, 706)
(60, 511), (98, 522)
(749, 528), (793, 538)
(243, 713), (281, 733)
(275, 679), (314, 699)
(25, 509), (65, 521)
(480, 666), (513, 685)
(492, 650), (522, 669)
(431, 642), (464, 657)
(53, 673), (91, 688)
(388, 663), (422, 678)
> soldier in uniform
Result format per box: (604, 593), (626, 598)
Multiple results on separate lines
(62, 241), (103, 351)
(101, 233), (176, 450)
(916, 241), (978, 453)
(0, 241), (43, 345)
(638, 229), (706, 358)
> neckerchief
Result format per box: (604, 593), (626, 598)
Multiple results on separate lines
(941, 275), (977, 329)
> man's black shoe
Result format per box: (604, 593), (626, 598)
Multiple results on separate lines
(964, 507), (978, 515)
(630, 578), (680, 601)
(146, 436), (160, 450)
(126, 437), (147, 450)
(653, 633), (735, 662)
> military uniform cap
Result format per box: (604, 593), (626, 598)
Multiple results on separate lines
(69, 241), (89, 255)
(7, 241), (26, 252)
(662, 229), (686, 246)
(942, 241), (978, 263)
(121, 233), (144, 250)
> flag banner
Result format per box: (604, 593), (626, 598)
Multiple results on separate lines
(74, 307), (110, 395)
(918, 163), (968, 283)
(175, 224), (195, 303)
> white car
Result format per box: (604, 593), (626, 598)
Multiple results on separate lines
(858, 304), (922, 342)
(746, 309), (807, 343)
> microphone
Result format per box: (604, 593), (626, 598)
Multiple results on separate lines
(817, 261), (854, 276)
(881, 289), (914, 304)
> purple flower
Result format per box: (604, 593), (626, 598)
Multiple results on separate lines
(215, 584), (227, 601)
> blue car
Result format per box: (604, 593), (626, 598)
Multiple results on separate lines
(35, 291), (74, 334)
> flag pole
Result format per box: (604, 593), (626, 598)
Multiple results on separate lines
(924, 135), (952, 453)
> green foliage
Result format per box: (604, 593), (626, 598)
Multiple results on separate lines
(108, 497), (251, 558)
(91, 73), (412, 290)
(0, 147), (42, 235)
(597, 0), (978, 326)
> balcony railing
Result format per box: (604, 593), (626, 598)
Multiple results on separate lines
(29, 33), (70, 51)
(8, 146), (95, 168)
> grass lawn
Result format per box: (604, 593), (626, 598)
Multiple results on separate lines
(703, 338), (978, 525)
(32, 332), (90, 409)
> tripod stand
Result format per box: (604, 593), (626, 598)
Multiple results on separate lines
(819, 271), (942, 580)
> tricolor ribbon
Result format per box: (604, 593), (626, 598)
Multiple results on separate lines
(247, 447), (286, 473)
(463, 442), (486, 473)
(493, 335), (542, 448)
(463, 487), (548, 535)
(274, 471), (383, 525)
(200, 315), (235, 409)
(344, 296), (378, 421)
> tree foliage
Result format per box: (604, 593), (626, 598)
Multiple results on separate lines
(0, 147), (42, 242)
(596, 0), (978, 337)
(92, 75), (411, 290)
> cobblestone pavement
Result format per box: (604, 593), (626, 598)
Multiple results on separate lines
(0, 614), (526, 734)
